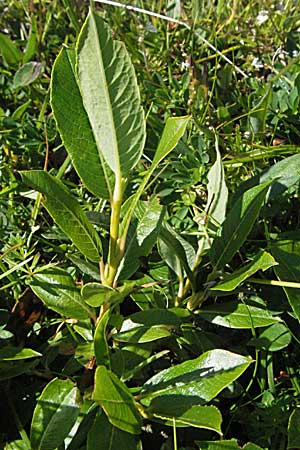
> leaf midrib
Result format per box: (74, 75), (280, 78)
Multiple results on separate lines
(46, 186), (100, 258)
(34, 271), (91, 317)
(90, 12), (121, 178)
(38, 387), (76, 450)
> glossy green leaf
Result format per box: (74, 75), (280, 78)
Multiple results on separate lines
(0, 32), (22, 65)
(68, 254), (101, 281)
(114, 309), (182, 343)
(210, 181), (272, 271)
(288, 408), (300, 449)
(118, 198), (164, 280)
(66, 402), (98, 450)
(158, 222), (195, 278)
(135, 198), (164, 247)
(5, 440), (31, 450)
(158, 224), (195, 288)
(87, 412), (141, 450)
(82, 281), (135, 307)
(51, 48), (110, 199)
(271, 240), (300, 321)
(235, 153), (300, 203)
(76, 10), (145, 177)
(148, 397), (222, 433)
(20, 171), (102, 261)
(13, 62), (42, 89)
(196, 439), (239, 449)
(198, 298), (281, 329)
(152, 116), (190, 166)
(249, 323), (291, 352)
(94, 309), (111, 367)
(0, 346), (41, 360)
(30, 378), (80, 450)
(30, 267), (93, 320)
(93, 366), (142, 434)
(82, 283), (116, 307)
(4, 440), (32, 450)
(75, 342), (94, 366)
(74, 319), (93, 342)
(206, 138), (228, 228)
(116, 325), (171, 344)
(243, 444), (264, 450)
(211, 250), (277, 291)
(141, 349), (252, 405)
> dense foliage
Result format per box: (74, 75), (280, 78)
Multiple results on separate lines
(1, 1), (300, 449)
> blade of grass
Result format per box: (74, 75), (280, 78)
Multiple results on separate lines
(0, 256), (34, 281)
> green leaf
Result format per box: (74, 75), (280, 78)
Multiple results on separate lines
(30, 267), (93, 320)
(5, 441), (31, 450)
(210, 181), (272, 271)
(243, 444), (264, 450)
(82, 281), (135, 307)
(51, 48), (110, 199)
(211, 250), (277, 291)
(198, 298), (281, 329)
(158, 222), (196, 278)
(13, 62), (42, 89)
(270, 239), (300, 321)
(12, 99), (32, 120)
(93, 366), (142, 434)
(0, 32), (22, 65)
(82, 283), (116, 307)
(68, 254), (101, 281)
(20, 171), (102, 261)
(118, 198), (164, 279)
(0, 359), (38, 380)
(0, 346), (41, 360)
(148, 398), (222, 433)
(196, 439), (239, 449)
(158, 224), (195, 288)
(141, 349), (252, 405)
(235, 153), (300, 203)
(114, 309), (182, 343)
(94, 309), (111, 367)
(23, 16), (38, 63)
(30, 378), (80, 450)
(152, 116), (190, 166)
(288, 408), (300, 449)
(206, 137), (228, 228)
(249, 323), (291, 352)
(76, 10), (145, 177)
(122, 349), (170, 382)
(66, 402), (98, 450)
(87, 412), (141, 450)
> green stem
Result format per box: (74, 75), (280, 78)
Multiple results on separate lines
(173, 417), (178, 450)
(175, 263), (185, 307)
(119, 169), (152, 256)
(56, 154), (71, 180)
(248, 277), (300, 289)
(103, 176), (125, 287)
